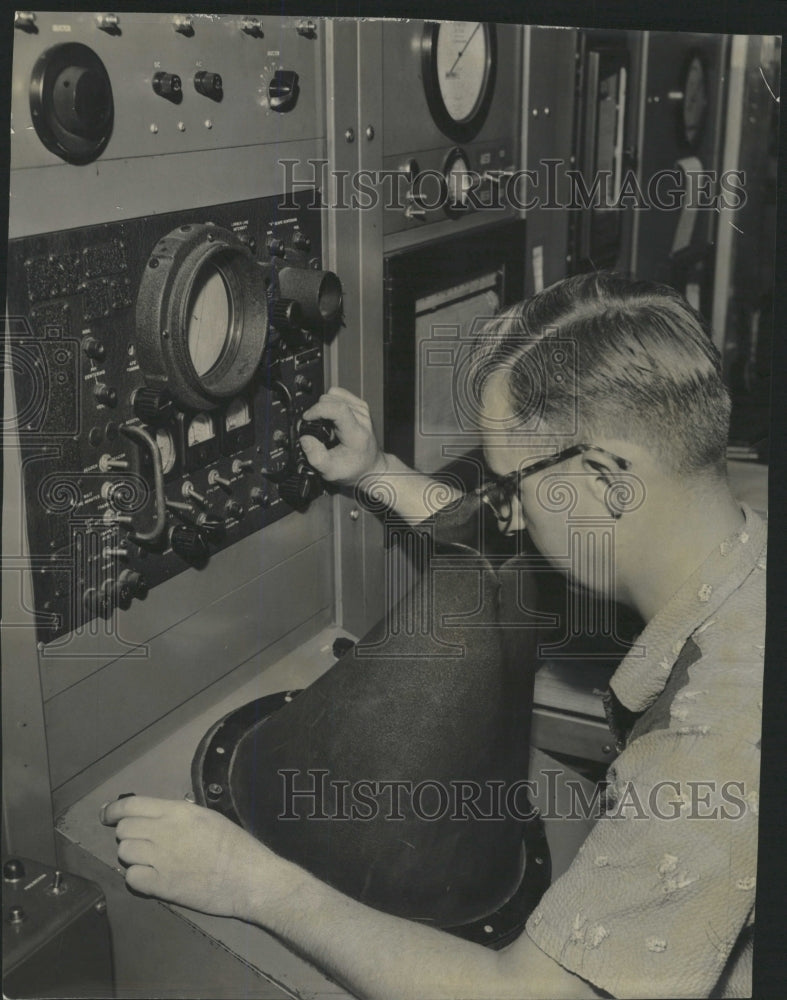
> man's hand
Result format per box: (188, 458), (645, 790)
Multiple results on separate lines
(100, 796), (273, 919)
(300, 387), (386, 486)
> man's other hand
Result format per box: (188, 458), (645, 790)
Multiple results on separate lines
(100, 795), (271, 919)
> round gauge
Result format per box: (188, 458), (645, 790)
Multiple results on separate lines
(136, 223), (269, 411)
(187, 263), (233, 377)
(421, 21), (497, 143)
(443, 147), (473, 216)
(679, 50), (709, 149)
(187, 413), (215, 447)
(225, 397), (251, 432)
(155, 427), (177, 474)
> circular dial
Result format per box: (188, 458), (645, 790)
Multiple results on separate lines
(680, 51), (709, 149)
(187, 264), (233, 377)
(225, 397), (251, 431)
(421, 22), (496, 143)
(29, 43), (114, 164)
(187, 413), (215, 447)
(136, 223), (269, 411)
(155, 427), (177, 474)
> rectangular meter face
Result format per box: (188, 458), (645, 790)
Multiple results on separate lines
(5, 192), (328, 643)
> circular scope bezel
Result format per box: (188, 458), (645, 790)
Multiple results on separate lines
(136, 223), (270, 411)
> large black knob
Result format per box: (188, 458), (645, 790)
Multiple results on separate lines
(132, 387), (174, 424)
(30, 43), (114, 164)
(52, 64), (112, 138)
(268, 70), (299, 112)
(194, 71), (223, 101)
(278, 469), (322, 510)
(298, 418), (336, 449)
(170, 524), (208, 564)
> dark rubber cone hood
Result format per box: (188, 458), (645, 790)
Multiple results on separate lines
(193, 505), (548, 940)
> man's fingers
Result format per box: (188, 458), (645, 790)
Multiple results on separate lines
(117, 837), (156, 868)
(301, 395), (361, 437)
(125, 864), (159, 896)
(115, 816), (156, 841)
(299, 435), (330, 474)
(100, 795), (167, 825)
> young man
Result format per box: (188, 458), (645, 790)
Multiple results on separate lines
(102, 273), (764, 998)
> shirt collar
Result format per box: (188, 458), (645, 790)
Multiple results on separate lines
(610, 503), (767, 713)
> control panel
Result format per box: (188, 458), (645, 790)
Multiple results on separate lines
(6, 191), (342, 642)
(11, 11), (323, 169)
(2, 855), (113, 998)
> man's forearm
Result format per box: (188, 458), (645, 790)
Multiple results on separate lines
(359, 452), (464, 526)
(244, 851), (597, 1000)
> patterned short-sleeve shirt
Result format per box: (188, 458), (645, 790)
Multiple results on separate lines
(526, 504), (767, 999)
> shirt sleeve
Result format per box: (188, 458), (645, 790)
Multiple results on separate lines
(525, 725), (759, 999)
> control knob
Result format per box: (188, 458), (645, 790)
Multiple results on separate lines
(170, 524), (208, 563)
(194, 71), (223, 100)
(132, 386), (173, 423)
(195, 512), (226, 540)
(152, 71), (182, 102)
(278, 467), (322, 510)
(298, 418), (336, 449)
(3, 859), (26, 882)
(270, 298), (302, 332)
(268, 70), (299, 112)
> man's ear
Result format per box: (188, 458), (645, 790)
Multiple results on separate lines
(581, 451), (622, 519)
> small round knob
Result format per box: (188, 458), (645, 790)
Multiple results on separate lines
(224, 499), (244, 519)
(83, 337), (106, 361)
(94, 384), (117, 407)
(194, 71), (223, 100)
(267, 237), (286, 258)
(294, 374), (313, 393)
(9, 905), (25, 924)
(152, 71), (182, 101)
(292, 232), (311, 252)
(250, 486), (270, 507)
(3, 859), (26, 882)
(268, 70), (299, 112)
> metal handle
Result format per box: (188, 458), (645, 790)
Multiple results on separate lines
(119, 423), (167, 546)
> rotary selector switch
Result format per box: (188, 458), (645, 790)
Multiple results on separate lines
(268, 70), (299, 112)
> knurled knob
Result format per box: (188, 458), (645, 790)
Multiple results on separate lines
(278, 470), (322, 510)
(170, 524), (208, 562)
(132, 387), (174, 423)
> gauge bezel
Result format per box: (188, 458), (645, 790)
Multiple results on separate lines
(136, 222), (271, 411)
(420, 21), (497, 144)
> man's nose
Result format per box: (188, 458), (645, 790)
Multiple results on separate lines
(499, 498), (526, 536)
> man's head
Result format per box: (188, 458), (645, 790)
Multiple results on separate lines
(471, 273), (737, 614)
(472, 271), (731, 479)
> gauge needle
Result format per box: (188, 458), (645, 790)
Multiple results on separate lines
(445, 22), (481, 78)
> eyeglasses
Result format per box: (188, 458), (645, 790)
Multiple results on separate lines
(477, 443), (631, 532)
